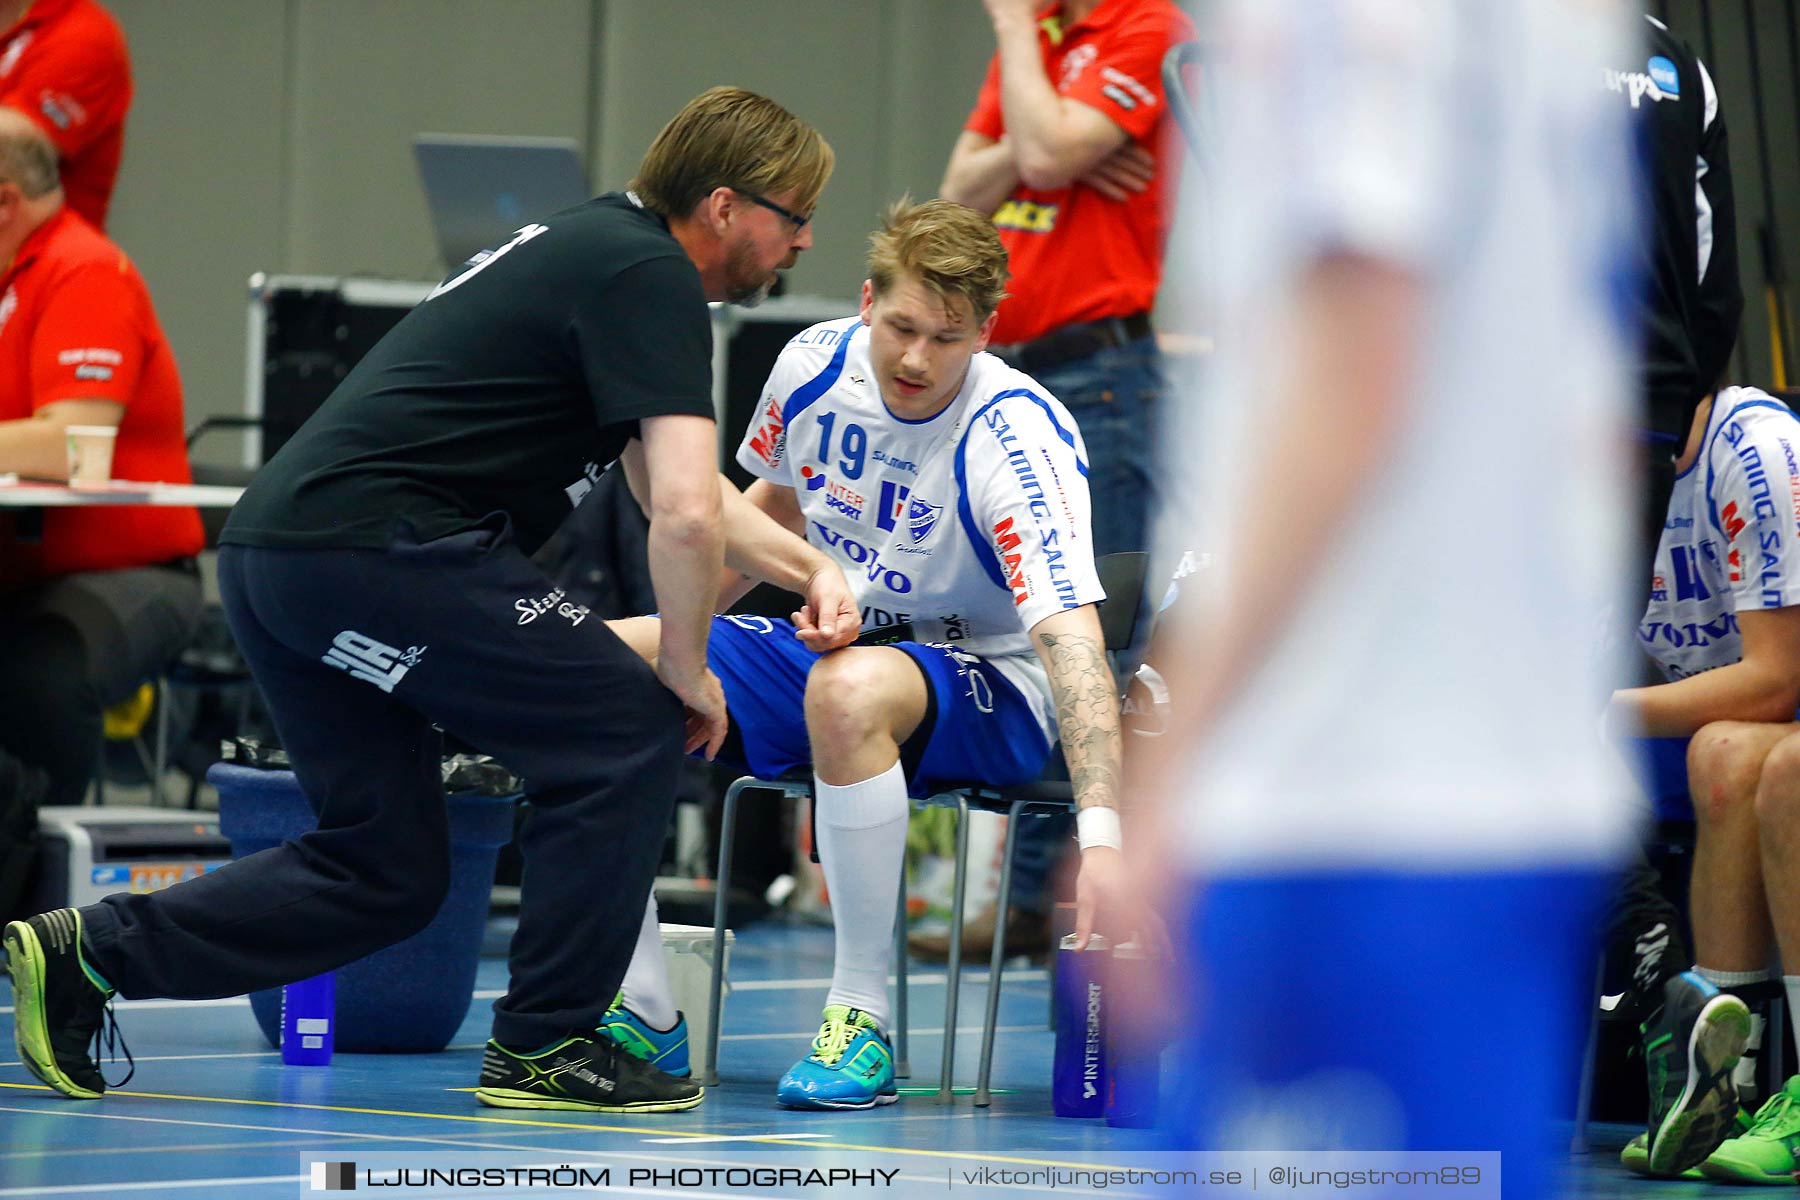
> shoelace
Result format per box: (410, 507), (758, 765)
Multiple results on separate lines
(94, 995), (134, 1089)
(810, 1017), (858, 1067)
(1746, 1090), (1799, 1137)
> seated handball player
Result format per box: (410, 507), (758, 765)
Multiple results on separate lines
(603, 198), (1135, 1110)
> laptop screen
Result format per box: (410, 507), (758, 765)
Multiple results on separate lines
(412, 134), (590, 269)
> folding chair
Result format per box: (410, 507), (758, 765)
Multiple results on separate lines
(702, 551), (1152, 1103)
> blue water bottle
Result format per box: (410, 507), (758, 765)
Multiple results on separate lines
(1104, 941), (1160, 1127)
(1052, 933), (1108, 1117)
(280, 972), (335, 1066)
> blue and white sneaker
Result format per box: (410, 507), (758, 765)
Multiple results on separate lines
(776, 1005), (898, 1110)
(598, 994), (691, 1079)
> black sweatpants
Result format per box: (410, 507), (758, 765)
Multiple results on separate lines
(79, 520), (685, 1048)
(0, 564), (201, 805)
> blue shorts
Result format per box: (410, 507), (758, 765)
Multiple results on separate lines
(705, 615), (1053, 793)
(1165, 867), (1609, 1198)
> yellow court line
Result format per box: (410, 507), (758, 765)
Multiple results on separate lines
(0, 1081), (1118, 1170)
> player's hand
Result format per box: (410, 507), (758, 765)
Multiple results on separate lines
(793, 563), (859, 651)
(1073, 844), (1171, 958)
(1077, 143), (1156, 201)
(656, 658), (729, 760)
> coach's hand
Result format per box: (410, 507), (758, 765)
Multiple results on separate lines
(793, 563), (860, 651)
(658, 659), (728, 760)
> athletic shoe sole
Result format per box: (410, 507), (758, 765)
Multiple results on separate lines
(3, 919), (100, 1100)
(1648, 993), (1752, 1176)
(473, 1086), (703, 1113)
(778, 1090), (899, 1111)
(1697, 1149), (1800, 1185)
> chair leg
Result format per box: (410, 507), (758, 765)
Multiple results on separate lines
(705, 777), (748, 1088)
(151, 677), (170, 807)
(893, 868), (911, 1078)
(974, 800), (1026, 1107)
(939, 792), (970, 1105)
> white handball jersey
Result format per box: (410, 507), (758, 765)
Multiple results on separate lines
(1641, 388), (1800, 683)
(1167, 0), (1640, 872)
(736, 317), (1105, 738)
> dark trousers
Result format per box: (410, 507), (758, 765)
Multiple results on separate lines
(80, 522), (684, 1047)
(0, 565), (202, 805)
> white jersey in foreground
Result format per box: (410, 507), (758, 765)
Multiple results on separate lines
(736, 317), (1105, 738)
(1168, 0), (1640, 872)
(1642, 387), (1800, 683)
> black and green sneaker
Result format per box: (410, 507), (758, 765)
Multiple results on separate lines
(4, 908), (131, 1099)
(1642, 971), (1752, 1176)
(1621, 1107), (1754, 1179)
(475, 1032), (702, 1112)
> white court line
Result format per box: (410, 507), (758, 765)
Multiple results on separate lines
(638, 1133), (830, 1144)
(0, 996), (251, 1015)
(0, 1174), (303, 1196)
(0, 970), (1049, 1015)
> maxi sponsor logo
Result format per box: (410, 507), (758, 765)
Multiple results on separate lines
(813, 522), (913, 593)
(747, 393), (787, 468)
(1722, 420), (1786, 605)
(985, 407), (1078, 608)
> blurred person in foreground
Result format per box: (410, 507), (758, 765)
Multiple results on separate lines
(1140, 2), (1641, 1193)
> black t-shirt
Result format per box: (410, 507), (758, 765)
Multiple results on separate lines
(1627, 16), (1742, 444)
(222, 193), (715, 555)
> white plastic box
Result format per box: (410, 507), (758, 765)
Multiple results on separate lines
(661, 921), (732, 1080)
(29, 805), (232, 910)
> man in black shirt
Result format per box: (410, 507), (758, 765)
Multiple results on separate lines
(4, 86), (849, 1113)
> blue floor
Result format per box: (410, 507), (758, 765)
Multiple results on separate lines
(0, 920), (1167, 1196)
(0, 917), (1693, 1197)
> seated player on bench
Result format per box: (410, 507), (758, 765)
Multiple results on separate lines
(606, 198), (1132, 1109)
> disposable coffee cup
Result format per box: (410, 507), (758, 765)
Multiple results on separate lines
(65, 425), (117, 487)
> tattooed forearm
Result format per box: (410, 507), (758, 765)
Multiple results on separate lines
(1039, 630), (1122, 812)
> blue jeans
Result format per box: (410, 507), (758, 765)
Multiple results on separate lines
(1029, 333), (1164, 560)
(1008, 334), (1166, 912)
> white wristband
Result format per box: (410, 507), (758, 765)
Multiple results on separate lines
(1076, 806), (1123, 851)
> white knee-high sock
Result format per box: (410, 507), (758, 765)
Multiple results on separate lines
(816, 761), (909, 1030)
(619, 891), (679, 1031)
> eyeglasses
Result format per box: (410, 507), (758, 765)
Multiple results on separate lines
(736, 189), (810, 236)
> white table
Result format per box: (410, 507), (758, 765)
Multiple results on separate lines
(0, 479), (245, 507)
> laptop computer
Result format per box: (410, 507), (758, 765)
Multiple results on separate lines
(412, 134), (590, 269)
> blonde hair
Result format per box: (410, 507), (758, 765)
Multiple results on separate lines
(632, 86), (833, 219)
(866, 198), (1009, 320)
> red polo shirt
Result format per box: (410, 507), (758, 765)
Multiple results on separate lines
(1, 207), (200, 585)
(966, 0), (1193, 345)
(0, 0), (132, 230)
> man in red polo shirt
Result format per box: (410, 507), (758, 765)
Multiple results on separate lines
(0, 108), (198, 917)
(921, 0), (1191, 962)
(0, 0), (129, 230)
